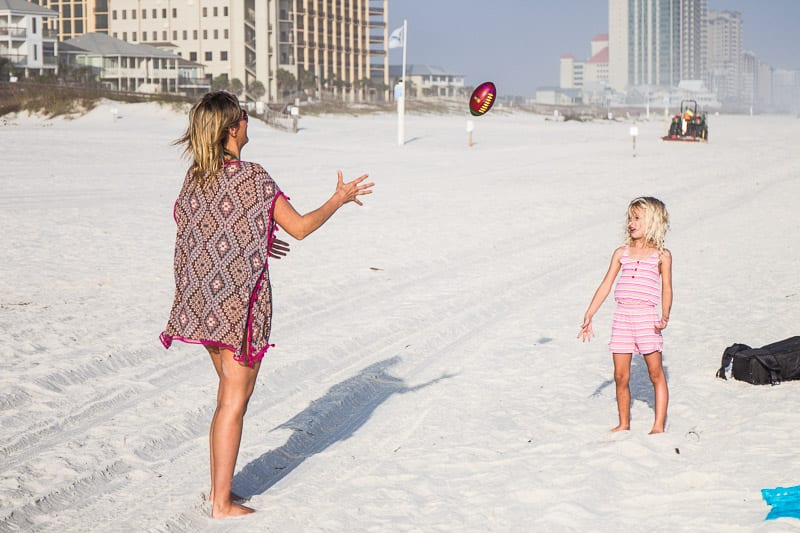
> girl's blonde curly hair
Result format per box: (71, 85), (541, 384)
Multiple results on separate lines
(624, 196), (670, 250)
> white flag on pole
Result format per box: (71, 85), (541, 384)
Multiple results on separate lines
(389, 26), (404, 49)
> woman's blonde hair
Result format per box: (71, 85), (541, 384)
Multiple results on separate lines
(624, 196), (670, 250)
(175, 91), (242, 187)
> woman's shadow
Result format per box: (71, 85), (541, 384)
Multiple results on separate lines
(232, 356), (452, 498)
(591, 355), (670, 412)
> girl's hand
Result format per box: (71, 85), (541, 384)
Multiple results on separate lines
(655, 316), (669, 332)
(268, 238), (290, 259)
(577, 317), (595, 342)
(336, 170), (374, 206)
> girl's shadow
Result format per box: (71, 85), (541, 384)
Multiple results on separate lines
(232, 356), (452, 498)
(591, 355), (670, 411)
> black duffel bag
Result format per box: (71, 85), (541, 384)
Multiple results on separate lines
(716, 336), (800, 385)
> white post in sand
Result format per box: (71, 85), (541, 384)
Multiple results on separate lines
(630, 125), (639, 158)
(396, 19), (408, 146)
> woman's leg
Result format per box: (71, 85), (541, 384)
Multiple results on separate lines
(612, 353), (633, 431)
(643, 350), (668, 433)
(207, 347), (260, 518)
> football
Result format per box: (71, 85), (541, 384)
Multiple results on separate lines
(469, 81), (497, 116)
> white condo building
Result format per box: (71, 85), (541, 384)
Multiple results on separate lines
(608, 0), (706, 92)
(706, 9), (742, 104)
(102, 0), (388, 102)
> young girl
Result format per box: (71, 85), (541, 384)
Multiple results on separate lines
(577, 197), (673, 434)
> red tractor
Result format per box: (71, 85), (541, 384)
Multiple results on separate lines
(663, 100), (708, 142)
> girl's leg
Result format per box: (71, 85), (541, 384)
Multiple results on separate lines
(207, 348), (261, 518)
(643, 350), (668, 434)
(612, 353), (633, 432)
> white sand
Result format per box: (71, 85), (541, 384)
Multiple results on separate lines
(1, 102), (799, 532)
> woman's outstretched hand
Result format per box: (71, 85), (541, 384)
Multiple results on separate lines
(268, 238), (290, 259)
(336, 170), (374, 206)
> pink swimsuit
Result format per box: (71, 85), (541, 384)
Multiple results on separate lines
(608, 247), (663, 354)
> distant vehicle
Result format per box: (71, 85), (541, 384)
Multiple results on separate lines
(663, 100), (708, 142)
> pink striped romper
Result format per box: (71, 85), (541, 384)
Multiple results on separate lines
(609, 247), (664, 355)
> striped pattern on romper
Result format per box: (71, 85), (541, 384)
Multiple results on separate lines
(613, 247), (660, 306)
(609, 247), (663, 354)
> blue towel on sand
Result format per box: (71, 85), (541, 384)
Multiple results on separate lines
(762, 485), (800, 520)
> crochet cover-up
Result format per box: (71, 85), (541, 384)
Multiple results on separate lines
(160, 160), (285, 367)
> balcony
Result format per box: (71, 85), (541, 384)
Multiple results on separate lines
(1, 53), (27, 66)
(0, 26), (26, 39)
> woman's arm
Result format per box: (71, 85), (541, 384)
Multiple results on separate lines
(577, 247), (624, 342)
(273, 170), (373, 240)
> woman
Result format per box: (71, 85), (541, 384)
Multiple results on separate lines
(160, 91), (373, 518)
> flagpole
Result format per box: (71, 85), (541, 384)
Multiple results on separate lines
(397, 19), (407, 146)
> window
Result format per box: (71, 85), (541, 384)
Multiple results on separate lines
(32, 17), (37, 34)
(76, 21), (83, 33)
(182, 30), (188, 40)
(152, 9), (157, 18)
(152, 31), (157, 40)
(172, 8), (177, 17)
(131, 32), (137, 41)
(193, 30), (198, 39)
(112, 10), (117, 20)
(203, 30), (207, 39)
(163, 31), (167, 40)
(190, 52), (197, 61)
(63, 20), (71, 33)
(213, 7), (218, 16)
(33, 44), (38, 60)
(141, 9), (145, 18)
(224, 29), (229, 39)
(122, 10), (126, 19)
(173, 30), (177, 40)
(202, 7), (207, 17)
(132, 9), (136, 19)
(213, 29), (218, 39)
(163, 9), (167, 18)
(224, 7), (228, 16)
(220, 51), (228, 61)
(122, 31), (127, 40)
(205, 51), (212, 61)
(75, 4), (83, 16)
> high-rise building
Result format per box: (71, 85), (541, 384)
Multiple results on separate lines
(28, 0), (108, 39)
(608, 0), (706, 91)
(706, 9), (742, 104)
(107, 0), (389, 102)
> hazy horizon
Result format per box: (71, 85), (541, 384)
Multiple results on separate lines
(388, 1), (800, 96)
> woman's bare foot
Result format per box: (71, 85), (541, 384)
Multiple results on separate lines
(210, 501), (255, 519)
(611, 424), (630, 432)
(648, 427), (665, 434)
(208, 491), (245, 503)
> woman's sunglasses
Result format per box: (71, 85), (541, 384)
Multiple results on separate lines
(240, 109), (249, 122)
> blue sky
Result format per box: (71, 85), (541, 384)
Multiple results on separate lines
(388, 1), (800, 96)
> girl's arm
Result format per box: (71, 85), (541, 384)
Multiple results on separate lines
(656, 249), (673, 331)
(577, 247), (624, 342)
(273, 170), (373, 240)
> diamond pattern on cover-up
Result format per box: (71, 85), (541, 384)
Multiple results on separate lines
(161, 161), (283, 367)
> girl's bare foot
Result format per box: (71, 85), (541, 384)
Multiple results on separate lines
(611, 424), (630, 432)
(649, 427), (664, 434)
(211, 501), (255, 519)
